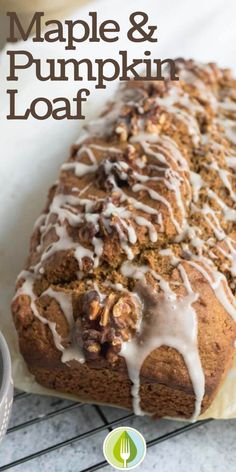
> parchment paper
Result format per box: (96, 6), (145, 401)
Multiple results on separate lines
(0, 0), (236, 419)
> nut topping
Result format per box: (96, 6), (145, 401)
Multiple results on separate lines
(75, 289), (140, 364)
(100, 293), (116, 327)
(82, 290), (101, 320)
(113, 297), (132, 318)
(83, 340), (101, 359)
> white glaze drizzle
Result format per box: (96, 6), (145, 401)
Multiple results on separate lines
(226, 156), (236, 169)
(207, 189), (236, 221)
(135, 216), (157, 242)
(204, 160), (236, 202)
(215, 239), (236, 277)
(153, 86), (202, 146)
(120, 261), (205, 420)
(218, 118), (236, 145)
(132, 183), (182, 232)
(188, 258), (236, 322)
(61, 146), (98, 176)
(190, 172), (204, 203)
(14, 271), (85, 364)
(42, 287), (74, 326)
(16, 61), (236, 419)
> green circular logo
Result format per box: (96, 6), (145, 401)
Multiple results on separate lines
(103, 426), (146, 470)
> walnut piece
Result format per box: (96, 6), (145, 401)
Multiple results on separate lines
(75, 289), (140, 364)
(100, 293), (117, 326)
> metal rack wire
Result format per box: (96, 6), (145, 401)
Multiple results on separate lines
(1, 391), (213, 471)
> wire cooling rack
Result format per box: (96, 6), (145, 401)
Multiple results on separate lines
(1, 390), (213, 471)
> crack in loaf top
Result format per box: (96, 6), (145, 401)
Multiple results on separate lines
(13, 59), (236, 419)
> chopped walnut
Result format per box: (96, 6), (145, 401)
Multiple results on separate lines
(79, 223), (98, 244)
(96, 158), (138, 192)
(75, 289), (140, 365)
(96, 162), (115, 192)
(100, 293), (116, 326)
(159, 113), (167, 125)
(81, 257), (94, 273)
(81, 290), (101, 320)
(124, 144), (136, 162)
(83, 340), (101, 360)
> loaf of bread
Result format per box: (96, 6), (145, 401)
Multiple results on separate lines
(12, 59), (236, 419)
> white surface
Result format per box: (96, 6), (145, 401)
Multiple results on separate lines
(0, 0), (236, 469)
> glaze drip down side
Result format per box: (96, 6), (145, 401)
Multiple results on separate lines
(12, 59), (236, 419)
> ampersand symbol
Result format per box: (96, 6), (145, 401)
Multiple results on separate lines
(127, 11), (158, 42)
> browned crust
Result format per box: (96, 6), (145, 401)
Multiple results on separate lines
(12, 58), (236, 418)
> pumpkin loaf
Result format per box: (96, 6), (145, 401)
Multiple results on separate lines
(12, 59), (236, 419)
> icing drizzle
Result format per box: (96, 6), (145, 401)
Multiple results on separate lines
(120, 261), (205, 419)
(14, 60), (236, 419)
